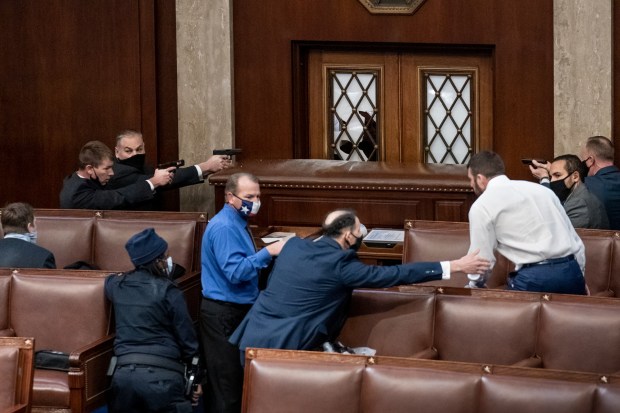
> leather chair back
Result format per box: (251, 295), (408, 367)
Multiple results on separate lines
(9, 272), (109, 352)
(338, 289), (435, 357)
(36, 216), (95, 269)
(537, 300), (620, 374)
(433, 294), (539, 365)
(94, 218), (197, 272)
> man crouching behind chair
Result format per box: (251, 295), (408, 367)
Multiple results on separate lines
(105, 228), (202, 412)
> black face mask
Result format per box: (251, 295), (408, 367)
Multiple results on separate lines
(580, 158), (591, 177)
(349, 233), (364, 251)
(117, 153), (146, 171)
(549, 177), (574, 203)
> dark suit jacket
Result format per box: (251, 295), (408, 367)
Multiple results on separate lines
(229, 236), (442, 352)
(107, 163), (203, 210)
(564, 183), (609, 229)
(585, 165), (620, 230)
(59, 172), (154, 210)
(0, 238), (56, 268)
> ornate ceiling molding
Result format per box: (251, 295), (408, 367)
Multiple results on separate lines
(358, 0), (427, 15)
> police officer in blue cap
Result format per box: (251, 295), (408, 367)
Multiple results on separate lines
(105, 228), (202, 412)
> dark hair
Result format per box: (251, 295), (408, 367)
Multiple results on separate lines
(552, 154), (585, 182)
(224, 172), (259, 200)
(467, 151), (505, 178)
(79, 140), (113, 169)
(1, 202), (34, 234)
(585, 135), (614, 161)
(322, 209), (357, 238)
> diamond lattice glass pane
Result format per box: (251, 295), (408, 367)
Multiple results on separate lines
(424, 73), (473, 164)
(429, 137), (447, 162)
(451, 99), (469, 127)
(452, 133), (470, 163)
(330, 70), (379, 161)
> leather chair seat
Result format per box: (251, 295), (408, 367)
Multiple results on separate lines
(32, 370), (70, 408)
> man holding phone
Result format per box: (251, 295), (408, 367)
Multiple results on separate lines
(529, 155), (609, 229)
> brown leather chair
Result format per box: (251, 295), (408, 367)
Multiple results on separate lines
(94, 218), (197, 272)
(537, 299), (620, 374)
(402, 221), (511, 289)
(0, 337), (35, 413)
(433, 294), (540, 366)
(338, 289), (436, 358)
(36, 217), (95, 269)
(242, 348), (620, 413)
(9, 272), (112, 412)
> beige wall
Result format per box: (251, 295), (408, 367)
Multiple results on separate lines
(175, 0), (613, 212)
(176, 0), (234, 214)
(554, 0), (612, 155)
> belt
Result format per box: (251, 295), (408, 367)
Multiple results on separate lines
(116, 353), (185, 375)
(202, 296), (252, 310)
(521, 254), (575, 268)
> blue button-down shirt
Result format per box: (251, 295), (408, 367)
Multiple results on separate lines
(201, 204), (272, 304)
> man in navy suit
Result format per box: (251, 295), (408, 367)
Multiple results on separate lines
(579, 135), (620, 230)
(0, 202), (55, 268)
(229, 209), (489, 354)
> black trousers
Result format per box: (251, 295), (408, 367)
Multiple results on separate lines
(199, 298), (251, 413)
(108, 364), (192, 413)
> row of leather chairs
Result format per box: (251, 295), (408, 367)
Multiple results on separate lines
(403, 219), (620, 296)
(242, 348), (620, 413)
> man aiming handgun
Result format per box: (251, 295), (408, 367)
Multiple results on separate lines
(108, 129), (232, 210)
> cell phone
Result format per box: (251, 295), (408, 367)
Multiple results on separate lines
(521, 159), (547, 167)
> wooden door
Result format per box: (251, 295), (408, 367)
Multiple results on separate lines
(308, 49), (493, 163)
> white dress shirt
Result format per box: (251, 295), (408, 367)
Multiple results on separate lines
(467, 175), (585, 277)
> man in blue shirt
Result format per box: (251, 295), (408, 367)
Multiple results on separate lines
(200, 172), (285, 413)
(579, 135), (620, 230)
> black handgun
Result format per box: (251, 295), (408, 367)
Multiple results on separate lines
(158, 159), (185, 169)
(213, 148), (242, 156)
(184, 356), (201, 398)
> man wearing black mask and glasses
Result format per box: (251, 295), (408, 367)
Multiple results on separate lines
(531, 155), (609, 229)
(229, 208), (489, 357)
(109, 129), (232, 210)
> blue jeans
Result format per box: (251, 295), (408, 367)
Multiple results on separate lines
(507, 258), (586, 295)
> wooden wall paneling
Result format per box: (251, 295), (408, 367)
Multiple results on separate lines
(0, 0), (178, 209)
(232, 0), (554, 179)
(0, 1), (140, 207)
(153, 0), (181, 210)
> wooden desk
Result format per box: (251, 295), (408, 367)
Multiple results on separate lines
(357, 243), (403, 266)
(252, 225), (403, 267)
(210, 159), (474, 229)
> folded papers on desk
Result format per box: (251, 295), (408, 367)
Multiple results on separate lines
(261, 232), (296, 243)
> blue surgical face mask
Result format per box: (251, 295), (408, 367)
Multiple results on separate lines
(27, 231), (38, 244)
(232, 194), (261, 219)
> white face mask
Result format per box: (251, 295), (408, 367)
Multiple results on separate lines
(166, 256), (173, 275)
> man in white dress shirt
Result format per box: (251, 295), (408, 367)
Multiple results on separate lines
(466, 151), (586, 295)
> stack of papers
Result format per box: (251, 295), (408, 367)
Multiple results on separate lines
(261, 232), (296, 243)
(363, 229), (404, 243)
